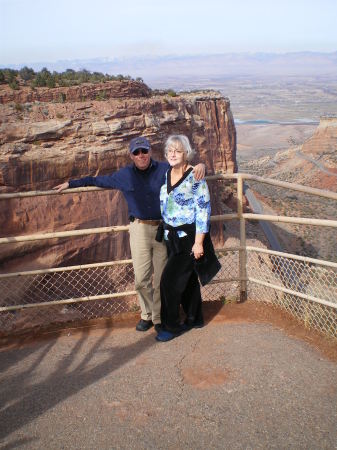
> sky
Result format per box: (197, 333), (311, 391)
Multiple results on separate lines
(1, 0), (337, 65)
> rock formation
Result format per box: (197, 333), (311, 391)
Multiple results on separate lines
(0, 81), (237, 272)
(0, 80), (151, 104)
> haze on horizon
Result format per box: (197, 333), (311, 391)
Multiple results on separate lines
(1, 0), (337, 66)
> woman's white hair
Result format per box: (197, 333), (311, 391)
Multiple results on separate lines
(164, 135), (195, 162)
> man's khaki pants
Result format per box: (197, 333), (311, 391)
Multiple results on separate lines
(129, 221), (168, 325)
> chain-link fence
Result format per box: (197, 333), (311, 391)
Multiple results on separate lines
(247, 247), (337, 338)
(0, 261), (136, 334)
(0, 250), (240, 335)
(202, 250), (240, 302)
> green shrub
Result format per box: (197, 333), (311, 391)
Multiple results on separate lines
(46, 77), (56, 88)
(14, 102), (23, 112)
(4, 69), (18, 83)
(58, 92), (66, 103)
(96, 90), (107, 101)
(19, 66), (35, 82)
(9, 80), (19, 90)
(77, 69), (90, 83)
(33, 73), (47, 87)
(0, 67), (139, 89)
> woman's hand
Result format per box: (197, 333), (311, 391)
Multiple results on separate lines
(53, 182), (69, 192)
(192, 242), (204, 260)
(192, 163), (205, 181)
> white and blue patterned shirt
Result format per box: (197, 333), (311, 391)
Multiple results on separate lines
(160, 167), (211, 239)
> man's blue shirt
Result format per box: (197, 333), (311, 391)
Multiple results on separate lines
(69, 159), (169, 220)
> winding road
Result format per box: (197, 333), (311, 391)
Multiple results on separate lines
(243, 185), (283, 252)
(295, 150), (337, 177)
(243, 184), (306, 292)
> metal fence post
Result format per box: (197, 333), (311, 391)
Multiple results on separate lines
(237, 174), (247, 302)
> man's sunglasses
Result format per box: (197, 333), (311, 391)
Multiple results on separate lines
(133, 148), (149, 156)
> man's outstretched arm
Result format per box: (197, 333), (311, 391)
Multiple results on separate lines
(53, 170), (127, 192)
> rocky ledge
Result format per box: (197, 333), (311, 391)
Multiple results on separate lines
(0, 80), (151, 104)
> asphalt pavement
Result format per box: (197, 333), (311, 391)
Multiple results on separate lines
(1, 302), (336, 450)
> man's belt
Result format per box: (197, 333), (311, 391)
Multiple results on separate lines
(129, 216), (161, 226)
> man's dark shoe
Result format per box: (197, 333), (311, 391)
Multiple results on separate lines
(136, 319), (153, 331)
(154, 324), (162, 333)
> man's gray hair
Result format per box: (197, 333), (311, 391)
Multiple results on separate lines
(164, 135), (195, 162)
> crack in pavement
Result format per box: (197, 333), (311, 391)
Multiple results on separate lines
(175, 333), (204, 397)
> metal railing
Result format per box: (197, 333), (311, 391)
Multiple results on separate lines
(0, 173), (336, 337)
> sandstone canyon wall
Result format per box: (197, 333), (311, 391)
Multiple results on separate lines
(300, 116), (337, 190)
(0, 80), (237, 272)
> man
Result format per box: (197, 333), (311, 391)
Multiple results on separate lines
(54, 136), (205, 332)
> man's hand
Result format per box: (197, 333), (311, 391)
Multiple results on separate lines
(53, 182), (69, 192)
(192, 163), (206, 181)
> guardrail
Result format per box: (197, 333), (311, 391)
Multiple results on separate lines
(0, 173), (336, 337)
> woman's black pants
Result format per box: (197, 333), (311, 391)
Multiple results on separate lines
(160, 236), (203, 333)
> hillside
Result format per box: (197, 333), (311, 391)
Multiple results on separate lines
(240, 117), (337, 261)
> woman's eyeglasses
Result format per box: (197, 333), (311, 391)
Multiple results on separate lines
(167, 148), (184, 155)
(133, 148), (149, 156)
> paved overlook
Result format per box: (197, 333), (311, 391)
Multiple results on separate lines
(1, 302), (336, 450)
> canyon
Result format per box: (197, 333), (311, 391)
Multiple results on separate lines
(0, 80), (237, 272)
(240, 116), (337, 261)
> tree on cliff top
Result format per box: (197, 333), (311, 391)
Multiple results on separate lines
(0, 67), (137, 88)
(19, 66), (35, 82)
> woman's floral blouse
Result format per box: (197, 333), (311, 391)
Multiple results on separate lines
(160, 167), (211, 239)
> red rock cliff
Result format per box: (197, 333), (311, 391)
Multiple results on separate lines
(0, 82), (237, 272)
(0, 80), (151, 104)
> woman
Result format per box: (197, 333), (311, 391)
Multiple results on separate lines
(156, 135), (211, 342)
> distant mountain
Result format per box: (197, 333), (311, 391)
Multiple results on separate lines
(2, 52), (337, 85)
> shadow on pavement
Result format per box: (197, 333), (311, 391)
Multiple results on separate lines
(0, 329), (156, 440)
